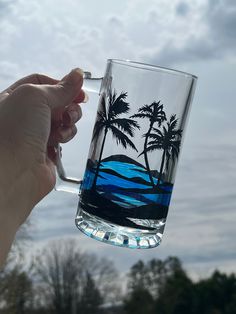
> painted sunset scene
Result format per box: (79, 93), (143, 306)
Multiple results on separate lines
(78, 89), (182, 231)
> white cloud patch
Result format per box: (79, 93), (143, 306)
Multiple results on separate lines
(1, 0), (235, 86)
(207, 0), (236, 50)
(0, 60), (19, 82)
(0, 0), (15, 16)
(149, 0), (236, 66)
(176, 2), (190, 16)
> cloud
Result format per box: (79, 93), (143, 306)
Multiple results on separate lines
(2, 0), (234, 84)
(175, 2), (190, 16)
(0, 0), (15, 16)
(207, 0), (236, 50)
(1, 0), (235, 84)
(148, 0), (236, 66)
(0, 61), (19, 82)
(146, 38), (216, 67)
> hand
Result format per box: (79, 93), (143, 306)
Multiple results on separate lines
(0, 69), (86, 265)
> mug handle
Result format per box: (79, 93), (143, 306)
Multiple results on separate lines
(55, 71), (103, 194)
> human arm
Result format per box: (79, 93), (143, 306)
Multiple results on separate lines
(0, 69), (86, 267)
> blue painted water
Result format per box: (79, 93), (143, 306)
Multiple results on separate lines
(82, 156), (173, 211)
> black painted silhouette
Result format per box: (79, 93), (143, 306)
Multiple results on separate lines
(143, 114), (182, 186)
(78, 92), (183, 230)
(80, 154), (172, 229)
(91, 91), (140, 189)
(131, 101), (166, 188)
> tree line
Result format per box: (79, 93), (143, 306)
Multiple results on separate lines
(1, 238), (236, 314)
(124, 257), (236, 314)
(0, 238), (119, 314)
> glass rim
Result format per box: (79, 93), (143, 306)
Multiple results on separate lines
(108, 59), (198, 80)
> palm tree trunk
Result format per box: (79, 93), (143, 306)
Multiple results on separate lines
(157, 150), (166, 186)
(144, 122), (155, 187)
(92, 128), (108, 190)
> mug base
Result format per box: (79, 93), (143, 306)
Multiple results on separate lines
(75, 210), (165, 249)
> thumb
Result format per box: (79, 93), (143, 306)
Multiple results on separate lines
(44, 68), (84, 109)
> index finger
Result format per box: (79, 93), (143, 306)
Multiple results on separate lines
(3, 73), (59, 95)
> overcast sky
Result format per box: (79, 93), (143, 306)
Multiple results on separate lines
(1, 0), (236, 279)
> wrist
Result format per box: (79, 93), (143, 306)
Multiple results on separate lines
(0, 146), (37, 229)
(0, 170), (36, 228)
(0, 207), (18, 268)
(0, 159), (37, 267)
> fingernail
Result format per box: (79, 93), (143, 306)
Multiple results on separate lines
(72, 126), (77, 136)
(69, 110), (78, 123)
(63, 111), (78, 124)
(72, 68), (84, 80)
(74, 68), (84, 76)
(83, 93), (89, 103)
(62, 68), (84, 84)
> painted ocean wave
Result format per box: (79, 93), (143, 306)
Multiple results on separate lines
(82, 155), (173, 210)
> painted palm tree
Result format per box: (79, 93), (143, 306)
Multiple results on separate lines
(143, 114), (182, 186)
(91, 90), (140, 189)
(131, 101), (166, 187)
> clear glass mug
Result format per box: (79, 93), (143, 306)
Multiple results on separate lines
(56, 59), (197, 249)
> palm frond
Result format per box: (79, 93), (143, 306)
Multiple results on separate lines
(152, 101), (161, 114)
(171, 146), (180, 159)
(111, 118), (140, 129)
(148, 135), (163, 143)
(152, 100), (161, 107)
(169, 115), (178, 129)
(172, 144), (181, 156)
(170, 139), (181, 148)
(165, 150), (171, 160)
(109, 91), (130, 118)
(138, 104), (153, 114)
(128, 119), (140, 129)
(166, 148), (177, 162)
(131, 101), (167, 129)
(97, 110), (106, 122)
(162, 126), (168, 136)
(130, 113), (153, 119)
(170, 114), (177, 123)
(110, 118), (140, 136)
(151, 101), (167, 123)
(109, 125), (138, 151)
(138, 150), (145, 157)
(151, 128), (164, 137)
(174, 129), (183, 137)
(148, 139), (163, 146)
(143, 144), (163, 154)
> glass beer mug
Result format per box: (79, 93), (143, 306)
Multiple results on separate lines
(56, 59), (197, 249)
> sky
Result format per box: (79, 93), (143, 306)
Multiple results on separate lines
(1, 0), (236, 280)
